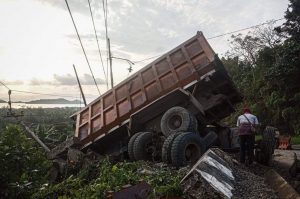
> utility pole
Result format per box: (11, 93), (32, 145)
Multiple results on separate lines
(20, 121), (50, 152)
(108, 38), (114, 88)
(73, 64), (87, 106)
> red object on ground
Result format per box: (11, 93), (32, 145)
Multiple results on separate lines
(278, 136), (291, 150)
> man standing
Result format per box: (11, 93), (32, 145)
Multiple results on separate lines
(237, 107), (259, 165)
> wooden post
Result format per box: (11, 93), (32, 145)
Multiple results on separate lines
(19, 121), (50, 152)
(73, 64), (87, 106)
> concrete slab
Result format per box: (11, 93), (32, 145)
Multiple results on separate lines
(273, 150), (297, 177)
(265, 169), (300, 199)
(181, 148), (277, 199)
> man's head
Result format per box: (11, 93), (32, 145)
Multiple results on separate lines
(243, 106), (251, 113)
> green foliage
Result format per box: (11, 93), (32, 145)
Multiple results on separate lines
(224, 0), (300, 135)
(291, 136), (300, 145)
(0, 125), (50, 198)
(32, 159), (183, 199)
(0, 107), (77, 148)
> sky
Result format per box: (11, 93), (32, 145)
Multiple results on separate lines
(0, 0), (289, 103)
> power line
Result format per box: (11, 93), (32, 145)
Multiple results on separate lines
(87, 0), (108, 88)
(11, 89), (77, 98)
(131, 18), (285, 64)
(64, 0), (101, 95)
(9, 89), (95, 99)
(133, 55), (162, 64)
(207, 18), (284, 40)
(0, 81), (11, 90)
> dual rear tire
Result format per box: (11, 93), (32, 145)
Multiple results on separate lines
(162, 132), (205, 167)
(128, 107), (204, 166)
(128, 132), (154, 161)
(161, 107), (204, 167)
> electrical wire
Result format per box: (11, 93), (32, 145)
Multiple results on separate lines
(7, 89), (95, 99)
(102, 0), (109, 83)
(87, 0), (108, 88)
(64, 0), (101, 95)
(207, 18), (285, 40)
(0, 81), (11, 90)
(130, 18), (285, 64)
(133, 55), (162, 64)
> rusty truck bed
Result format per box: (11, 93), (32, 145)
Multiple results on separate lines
(73, 31), (239, 146)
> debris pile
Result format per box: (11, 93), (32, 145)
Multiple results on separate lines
(181, 148), (278, 199)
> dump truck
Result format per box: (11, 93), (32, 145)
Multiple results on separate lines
(50, 31), (247, 168)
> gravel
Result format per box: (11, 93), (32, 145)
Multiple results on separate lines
(181, 149), (278, 199)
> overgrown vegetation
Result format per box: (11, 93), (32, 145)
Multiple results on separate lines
(223, 0), (300, 135)
(0, 107), (76, 148)
(0, 107), (184, 198)
(0, 1), (299, 198)
(32, 160), (183, 199)
(0, 125), (50, 198)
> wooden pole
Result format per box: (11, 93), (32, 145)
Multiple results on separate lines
(19, 121), (50, 152)
(108, 38), (114, 88)
(73, 64), (87, 106)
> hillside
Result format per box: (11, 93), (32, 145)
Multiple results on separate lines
(26, 98), (82, 104)
(0, 99), (6, 103)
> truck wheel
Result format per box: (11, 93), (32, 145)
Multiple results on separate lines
(133, 132), (154, 161)
(203, 131), (218, 148)
(189, 113), (199, 133)
(162, 132), (182, 164)
(258, 126), (276, 165)
(128, 132), (144, 161)
(263, 126), (276, 154)
(161, 107), (196, 136)
(171, 132), (205, 167)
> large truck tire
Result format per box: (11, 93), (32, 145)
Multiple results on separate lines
(189, 113), (199, 133)
(161, 107), (197, 136)
(162, 132), (182, 164)
(128, 132), (144, 161)
(263, 126), (276, 154)
(256, 126), (276, 165)
(203, 131), (218, 148)
(171, 132), (205, 167)
(133, 132), (154, 161)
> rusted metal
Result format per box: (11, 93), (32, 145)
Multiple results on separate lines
(72, 31), (242, 148)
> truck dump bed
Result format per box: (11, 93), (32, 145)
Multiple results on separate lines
(73, 31), (240, 146)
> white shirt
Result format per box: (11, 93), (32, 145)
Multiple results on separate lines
(236, 113), (259, 127)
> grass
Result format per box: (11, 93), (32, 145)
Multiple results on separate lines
(255, 135), (262, 142)
(256, 134), (300, 145)
(291, 136), (300, 145)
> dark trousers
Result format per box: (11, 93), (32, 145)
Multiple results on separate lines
(239, 134), (255, 164)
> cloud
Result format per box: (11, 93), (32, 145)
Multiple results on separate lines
(0, 80), (24, 85)
(30, 74), (106, 86)
(54, 73), (106, 85)
(30, 78), (52, 85)
(32, 0), (288, 63)
(35, 0), (93, 15)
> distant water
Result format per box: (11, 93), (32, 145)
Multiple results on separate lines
(0, 103), (82, 109)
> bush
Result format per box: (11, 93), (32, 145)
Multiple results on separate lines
(0, 125), (50, 198)
(32, 159), (183, 199)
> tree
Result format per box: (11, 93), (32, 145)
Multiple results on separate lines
(223, 2), (300, 134)
(275, 0), (300, 41)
